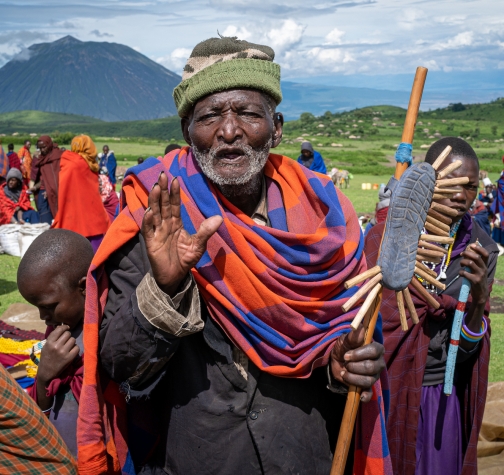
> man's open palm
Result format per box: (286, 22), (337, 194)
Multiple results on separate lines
(141, 172), (223, 296)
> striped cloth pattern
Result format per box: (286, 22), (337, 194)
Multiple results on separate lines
(78, 147), (391, 474)
(0, 364), (77, 474)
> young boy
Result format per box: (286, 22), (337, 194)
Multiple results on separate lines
(17, 228), (94, 456)
(365, 137), (498, 475)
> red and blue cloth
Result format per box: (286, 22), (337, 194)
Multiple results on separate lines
(78, 147), (391, 474)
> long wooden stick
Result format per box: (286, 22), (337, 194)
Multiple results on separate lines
(344, 265), (381, 290)
(330, 66), (428, 475)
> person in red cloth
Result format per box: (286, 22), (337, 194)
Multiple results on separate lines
(52, 135), (110, 251)
(18, 229), (94, 457)
(7, 143), (21, 170)
(0, 168), (40, 224)
(31, 135), (64, 225)
(366, 137), (498, 475)
(17, 140), (32, 186)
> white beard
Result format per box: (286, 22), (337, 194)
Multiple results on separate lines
(192, 141), (271, 191)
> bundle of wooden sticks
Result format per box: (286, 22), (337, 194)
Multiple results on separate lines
(343, 143), (468, 331)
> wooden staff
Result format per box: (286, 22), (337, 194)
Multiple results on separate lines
(330, 66), (428, 475)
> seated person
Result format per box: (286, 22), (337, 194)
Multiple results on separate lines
(297, 141), (327, 173)
(0, 168), (40, 224)
(18, 229), (94, 456)
(366, 137), (498, 475)
(0, 363), (77, 474)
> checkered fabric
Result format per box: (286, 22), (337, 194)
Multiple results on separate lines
(0, 364), (77, 474)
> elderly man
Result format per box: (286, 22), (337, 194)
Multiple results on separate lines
(78, 37), (390, 475)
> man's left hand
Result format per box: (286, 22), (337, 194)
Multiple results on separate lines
(330, 325), (385, 403)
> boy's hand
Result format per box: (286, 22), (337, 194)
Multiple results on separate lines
(330, 324), (385, 403)
(37, 325), (80, 385)
(460, 243), (489, 305)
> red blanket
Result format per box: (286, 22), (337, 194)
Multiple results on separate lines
(0, 183), (33, 224)
(51, 151), (110, 237)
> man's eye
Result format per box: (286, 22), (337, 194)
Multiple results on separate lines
(198, 113), (218, 121)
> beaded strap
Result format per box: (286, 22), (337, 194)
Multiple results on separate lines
(443, 240), (481, 395)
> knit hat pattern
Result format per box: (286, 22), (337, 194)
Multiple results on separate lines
(173, 36), (282, 117)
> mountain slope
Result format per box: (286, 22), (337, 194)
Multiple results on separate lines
(0, 36), (181, 121)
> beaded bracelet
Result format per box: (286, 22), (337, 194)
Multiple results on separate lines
(460, 318), (488, 342)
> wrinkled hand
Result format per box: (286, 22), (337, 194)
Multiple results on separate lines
(37, 325), (79, 385)
(460, 243), (489, 305)
(142, 172), (223, 296)
(330, 325), (385, 403)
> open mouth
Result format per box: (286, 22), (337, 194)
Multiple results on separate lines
(215, 147), (246, 162)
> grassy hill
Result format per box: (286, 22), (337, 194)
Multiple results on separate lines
(1, 99), (503, 175)
(0, 110), (184, 142)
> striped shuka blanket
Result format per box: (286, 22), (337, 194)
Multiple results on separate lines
(77, 147), (391, 475)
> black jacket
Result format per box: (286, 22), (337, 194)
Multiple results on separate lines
(100, 234), (352, 475)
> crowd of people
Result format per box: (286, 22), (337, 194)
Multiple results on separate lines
(0, 35), (500, 475)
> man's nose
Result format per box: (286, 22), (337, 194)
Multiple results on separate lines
(218, 114), (243, 143)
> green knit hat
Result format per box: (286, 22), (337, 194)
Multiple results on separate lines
(173, 36), (282, 117)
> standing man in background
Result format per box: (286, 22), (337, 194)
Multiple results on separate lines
(297, 141), (327, 173)
(98, 145), (117, 188)
(18, 140), (32, 186)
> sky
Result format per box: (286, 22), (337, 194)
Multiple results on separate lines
(1, 0), (503, 85)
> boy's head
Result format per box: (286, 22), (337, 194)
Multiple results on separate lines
(17, 230), (94, 330)
(425, 137), (479, 223)
(7, 143), (14, 151)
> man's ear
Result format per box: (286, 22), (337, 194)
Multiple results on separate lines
(181, 117), (192, 146)
(78, 276), (87, 296)
(271, 112), (284, 149)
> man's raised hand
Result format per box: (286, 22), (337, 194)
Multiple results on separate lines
(142, 172), (223, 296)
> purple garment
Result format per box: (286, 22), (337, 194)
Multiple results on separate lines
(415, 384), (462, 475)
(88, 234), (104, 254)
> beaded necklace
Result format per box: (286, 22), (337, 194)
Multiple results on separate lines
(436, 219), (461, 281)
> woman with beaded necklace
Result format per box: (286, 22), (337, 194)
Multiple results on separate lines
(365, 137), (498, 475)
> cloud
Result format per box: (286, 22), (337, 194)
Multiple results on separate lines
(221, 25), (252, 40)
(432, 31), (474, 51)
(397, 8), (426, 30)
(157, 47), (192, 73)
(325, 28), (345, 45)
(10, 48), (33, 62)
(90, 30), (113, 38)
(266, 19), (305, 53)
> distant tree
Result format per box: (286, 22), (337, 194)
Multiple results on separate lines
(300, 112), (315, 125)
(324, 111), (332, 119)
(450, 103), (466, 112)
(491, 125), (498, 136)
